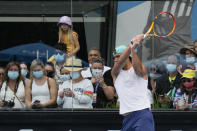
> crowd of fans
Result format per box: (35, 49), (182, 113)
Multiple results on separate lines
(0, 15), (197, 111)
(0, 40), (197, 110)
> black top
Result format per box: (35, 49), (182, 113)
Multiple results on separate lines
(87, 69), (116, 108)
(156, 73), (182, 95)
(155, 73), (182, 108)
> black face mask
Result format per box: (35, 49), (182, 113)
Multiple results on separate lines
(46, 70), (54, 78)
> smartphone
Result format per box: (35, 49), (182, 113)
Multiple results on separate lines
(34, 100), (40, 103)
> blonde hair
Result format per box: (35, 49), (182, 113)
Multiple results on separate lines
(30, 59), (46, 79)
(58, 26), (74, 45)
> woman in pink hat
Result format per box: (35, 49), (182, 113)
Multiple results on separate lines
(57, 16), (80, 56)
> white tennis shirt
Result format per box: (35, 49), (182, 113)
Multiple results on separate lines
(114, 67), (150, 115)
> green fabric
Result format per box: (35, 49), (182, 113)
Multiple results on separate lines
(167, 86), (176, 100)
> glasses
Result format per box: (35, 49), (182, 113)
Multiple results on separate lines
(182, 79), (194, 83)
(0, 73), (4, 76)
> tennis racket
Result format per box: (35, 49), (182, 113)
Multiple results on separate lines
(144, 12), (176, 38)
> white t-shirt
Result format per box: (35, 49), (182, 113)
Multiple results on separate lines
(57, 79), (93, 109)
(114, 67), (150, 115)
(0, 81), (25, 108)
(31, 80), (50, 104)
(81, 65), (111, 78)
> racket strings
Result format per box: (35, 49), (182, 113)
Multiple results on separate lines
(145, 12), (176, 38)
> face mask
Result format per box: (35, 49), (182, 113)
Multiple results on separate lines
(21, 69), (27, 77)
(60, 74), (70, 82)
(33, 71), (43, 78)
(70, 71), (80, 80)
(91, 69), (103, 77)
(186, 57), (195, 64)
(54, 53), (64, 63)
(183, 81), (195, 88)
(149, 73), (161, 80)
(46, 70), (54, 78)
(194, 62), (197, 69)
(8, 71), (19, 80)
(166, 64), (177, 73)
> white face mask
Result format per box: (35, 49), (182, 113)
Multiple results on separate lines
(70, 71), (80, 80)
(91, 69), (103, 77)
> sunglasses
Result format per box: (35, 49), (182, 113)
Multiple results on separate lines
(182, 79), (194, 83)
(0, 73), (4, 76)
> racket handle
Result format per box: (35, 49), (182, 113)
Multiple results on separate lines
(144, 34), (147, 38)
(130, 40), (139, 51)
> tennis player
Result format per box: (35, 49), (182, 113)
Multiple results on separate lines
(111, 34), (155, 131)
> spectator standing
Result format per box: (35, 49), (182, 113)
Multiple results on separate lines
(174, 69), (197, 110)
(156, 55), (181, 109)
(0, 62), (26, 108)
(57, 16), (80, 56)
(20, 62), (30, 82)
(58, 66), (71, 87)
(57, 56), (93, 109)
(178, 44), (197, 74)
(25, 59), (57, 109)
(45, 62), (55, 79)
(0, 67), (5, 86)
(194, 40), (197, 53)
(81, 48), (111, 78)
(147, 61), (166, 109)
(87, 58), (116, 108)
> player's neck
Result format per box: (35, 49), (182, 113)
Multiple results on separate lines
(122, 61), (132, 70)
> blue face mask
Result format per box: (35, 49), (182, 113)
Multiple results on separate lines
(21, 69), (27, 77)
(33, 71), (43, 78)
(54, 53), (64, 63)
(194, 62), (197, 69)
(8, 71), (19, 80)
(186, 57), (195, 64)
(166, 64), (177, 73)
(60, 74), (70, 82)
(149, 73), (161, 80)
(70, 71), (80, 80)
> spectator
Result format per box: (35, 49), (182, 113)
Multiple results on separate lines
(59, 66), (71, 86)
(81, 48), (111, 78)
(147, 60), (166, 109)
(0, 62), (26, 108)
(57, 56), (93, 109)
(48, 43), (68, 85)
(57, 16), (80, 56)
(87, 58), (116, 108)
(178, 44), (197, 74)
(0, 67), (5, 86)
(45, 62), (55, 79)
(174, 69), (197, 110)
(156, 55), (182, 109)
(20, 62), (30, 82)
(194, 40), (197, 53)
(25, 59), (58, 109)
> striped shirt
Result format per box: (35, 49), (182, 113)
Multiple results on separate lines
(173, 88), (197, 108)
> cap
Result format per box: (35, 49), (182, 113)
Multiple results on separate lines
(182, 69), (195, 79)
(113, 45), (127, 55)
